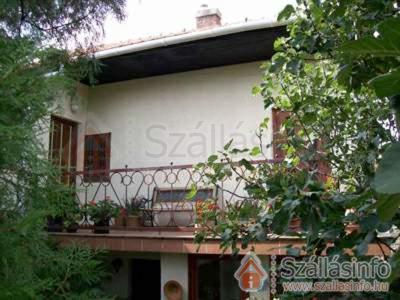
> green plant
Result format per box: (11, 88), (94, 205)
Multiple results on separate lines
(195, 199), (219, 224)
(84, 198), (120, 224)
(63, 202), (82, 229)
(0, 0), (125, 297)
(237, 201), (259, 221)
(126, 199), (141, 216)
(195, 1), (400, 297)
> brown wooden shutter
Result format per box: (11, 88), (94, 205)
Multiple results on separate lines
(272, 109), (330, 181)
(84, 133), (111, 181)
(272, 108), (291, 160)
(315, 140), (331, 182)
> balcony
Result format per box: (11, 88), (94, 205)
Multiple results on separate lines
(51, 161), (391, 257)
(70, 161), (264, 228)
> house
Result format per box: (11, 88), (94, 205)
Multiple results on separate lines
(234, 253), (268, 292)
(45, 5), (387, 300)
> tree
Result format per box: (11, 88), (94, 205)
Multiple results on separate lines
(195, 0), (400, 298)
(0, 1), (125, 298)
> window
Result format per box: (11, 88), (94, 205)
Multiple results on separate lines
(84, 133), (111, 181)
(49, 116), (78, 185)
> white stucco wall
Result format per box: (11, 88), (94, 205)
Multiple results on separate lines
(86, 61), (273, 169)
(45, 62), (275, 218)
(161, 254), (188, 300)
(40, 83), (89, 171)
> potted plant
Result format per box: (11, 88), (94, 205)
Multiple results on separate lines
(46, 189), (76, 232)
(115, 197), (144, 227)
(84, 198), (119, 233)
(64, 203), (82, 233)
(46, 215), (64, 232)
(195, 199), (218, 228)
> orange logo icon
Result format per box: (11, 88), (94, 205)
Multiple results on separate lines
(234, 252), (268, 292)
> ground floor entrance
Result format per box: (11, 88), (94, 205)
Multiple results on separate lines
(188, 255), (248, 300)
(130, 258), (161, 300)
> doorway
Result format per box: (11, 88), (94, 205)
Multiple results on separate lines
(130, 259), (161, 300)
(188, 255), (248, 300)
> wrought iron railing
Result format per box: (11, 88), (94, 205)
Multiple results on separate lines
(70, 160), (273, 227)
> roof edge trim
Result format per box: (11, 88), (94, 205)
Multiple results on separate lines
(95, 19), (287, 59)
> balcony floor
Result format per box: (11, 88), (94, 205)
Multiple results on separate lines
(50, 228), (389, 256)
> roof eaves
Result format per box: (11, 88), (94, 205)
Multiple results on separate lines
(94, 19), (288, 60)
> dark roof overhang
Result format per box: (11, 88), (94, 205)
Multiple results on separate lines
(85, 24), (286, 85)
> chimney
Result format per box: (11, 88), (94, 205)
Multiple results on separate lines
(196, 4), (221, 30)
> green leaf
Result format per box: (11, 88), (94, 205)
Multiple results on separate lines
(335, 64), (352, 86)
(252, 86), (261, 96)
(355, 231), (374, 256)
(286, 58), (302, 75)
(338, 36), (400, 57)
(270, 53), (286, 72)
(372, 143), (400, 195)
(239, 159), (255, 171)
(207, 154), (218, 163)
(185, 184), (197, 200)
(369, 69), (400, 97)
(338, 18), (400, 57)
(250, 146), (261, 157)
(278, 4), (295, 21)
(376, 193), (400, 221)
(360, 215), (379, 232)
(223, 139), (233, 151)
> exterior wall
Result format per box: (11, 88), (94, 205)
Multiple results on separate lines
(45, 62), (275, 217)
(40, 83), (89, 171)
(85, 61), (273, 169)
(161, 254), (188, 300)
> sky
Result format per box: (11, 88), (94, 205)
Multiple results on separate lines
(101, 0), (295, 44)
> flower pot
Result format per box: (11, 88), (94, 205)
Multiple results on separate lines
(126, 215), (142, 227)
(93, 219), (111, 234)
(114, 215), (127, 227)
(47, 216), (64, 232)
(289, 217), (302, 232)
(66, 222), (79, 233)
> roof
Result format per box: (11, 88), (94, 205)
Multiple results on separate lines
(86, 19), (287, 85)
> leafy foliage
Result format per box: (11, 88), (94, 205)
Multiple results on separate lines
(0, 1), (125, 298)
(84, 199), (120, 224)
(196, 0), (400, 297)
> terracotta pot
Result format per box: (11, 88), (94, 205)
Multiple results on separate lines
(114, 215), (127, 227)
(66, 223), (79, 233)
(93, 219), (110, 234)
(289, 217), (302, 232)
(47, 216), (64, 232)
(126, 215), (142, 227)
(164, 280), (183, 300)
